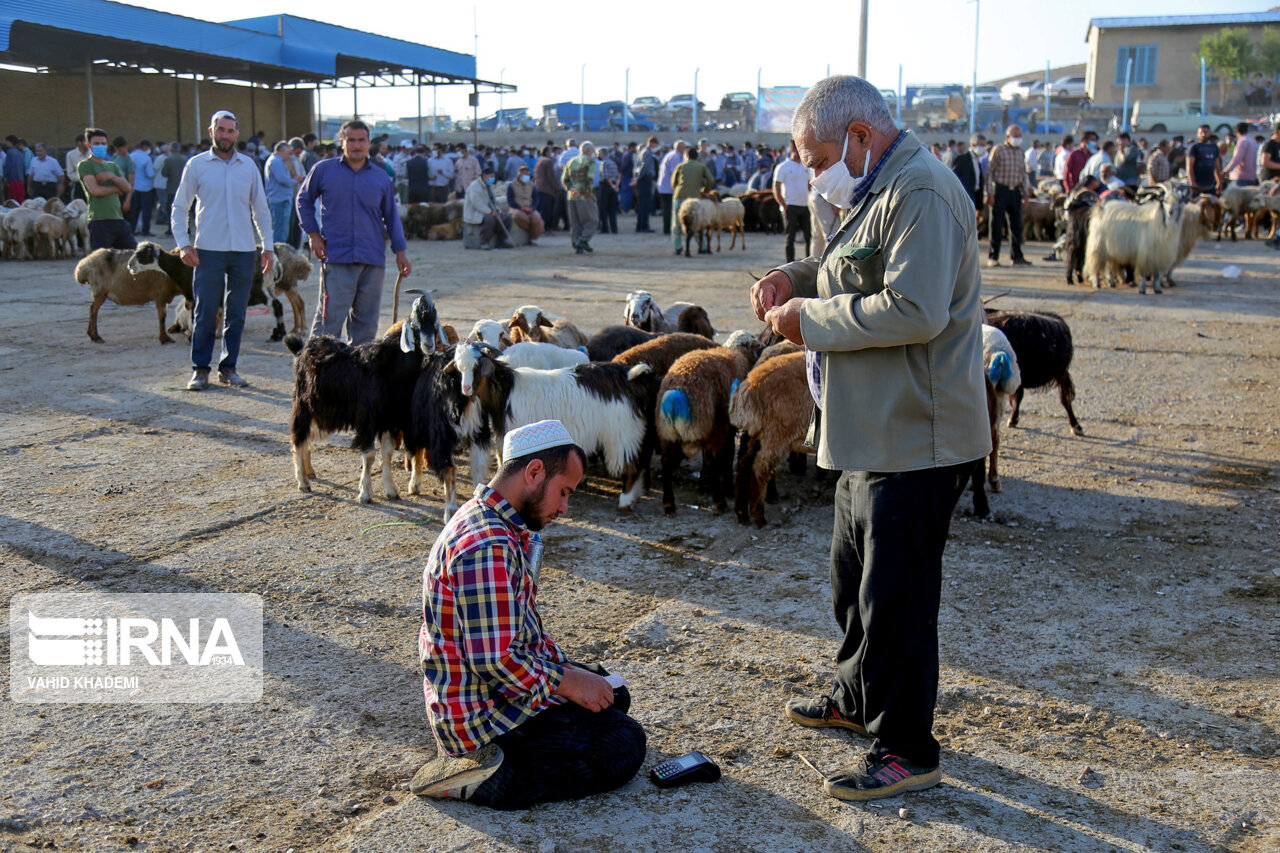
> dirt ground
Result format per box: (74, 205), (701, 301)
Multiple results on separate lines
(0, 215), (1277, 853)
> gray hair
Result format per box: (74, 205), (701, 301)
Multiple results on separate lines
(793, 76), (897, 143)
(288, 137), (305, 149)
(580, 140), (595, 154)
(274, 140), (290, 153)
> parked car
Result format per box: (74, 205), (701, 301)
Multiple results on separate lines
(631, 96), (663, 111)
(720, 91), (756, 110)
(970, 85), (1001, 108)
(1050, 75), (1087, 97)
(665, 94), (705, 111)
(880, 88), (899, 108)
(1000, 79), (1037, 103)
(914, 86), (962, 110)
(1129, 100), (1241, 135)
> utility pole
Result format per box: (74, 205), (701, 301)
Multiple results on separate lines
(857, 0), (869, 78)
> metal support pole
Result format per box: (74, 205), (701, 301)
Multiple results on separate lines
(579, 65), (585, 132)
(472, 83), (478, 149)
(755, 67), (761, 134)
(353, 80), (358, 120)
(694, 67), (700, 133)
(969, 0), (979, 135)
(194, 76), (202, 143)
(280, 89), (287, 140)
(417, 76), (423, 141)
(1121, 57), (1133, 133)
(499, 68), (505, 120)
(85, 58), (95, 127)
(251, 86), (258, 139)
(857, 0), (869, 78)
(1200, 57), (1207, 116)
(624, 68), (629, 133)
(897, 64), (903, 128)
(432, 84), (437, 135)
(174, 76), (181, 141)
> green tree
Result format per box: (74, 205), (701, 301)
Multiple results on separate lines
(1197, 26), (1256, 109)
(1255, 27), (1280, 86)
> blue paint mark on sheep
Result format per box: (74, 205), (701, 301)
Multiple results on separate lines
(988, 352), (1012, 388)
(660, 389), (691, 423)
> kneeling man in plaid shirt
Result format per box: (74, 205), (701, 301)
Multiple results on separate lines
(412, 420), (646, 808)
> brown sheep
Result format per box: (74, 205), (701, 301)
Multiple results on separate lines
(730, 351), (814, 527)
(33, 213), (68, 260)
(426, 217), (463, 241)
(506, 304), (588, 348)
(656, 346), (754, 516)
(76, 248), (190, 344)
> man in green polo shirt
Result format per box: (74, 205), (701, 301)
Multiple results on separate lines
(77, 127), (136, 250)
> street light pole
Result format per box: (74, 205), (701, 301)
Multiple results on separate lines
(499, 67), (505, 120)
(1121, 57), (1133, 133)
(624, 67), (630, 134)
(694, 67), (700, 134)
(858, 0), (868, 78)
(580, 64), (585, 132)
(969, 0), (979, 136)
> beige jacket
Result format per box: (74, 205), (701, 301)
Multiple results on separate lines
(778, 132), (990, 472)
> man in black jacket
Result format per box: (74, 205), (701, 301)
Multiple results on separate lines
(951, 138), (981, 209)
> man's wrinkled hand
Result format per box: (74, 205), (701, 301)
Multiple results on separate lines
(750, 269), (793, 321)
(764, 298), (806, 345)
(554, 667), (615, 713)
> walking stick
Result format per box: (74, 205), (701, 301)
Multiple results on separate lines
(319, 260), (328, 329)
(392, 269), (405, 323)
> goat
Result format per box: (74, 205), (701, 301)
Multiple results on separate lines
(285, 294), (444, 504)
(506, 305), (589, 349)
(1022, 196), (1056, 242)
(1, 207), (39, 259)
(1216, 184), (1258, 241)
(402, 345), (488, 520)
(623, 290), (715, 339)
(1167, 197), (1220, 287)
(1063, 190), (1099, 285)
(656, 346), (754, 515)
(586, 324), (661, 361)
(1083, 197), (1184, 294)
(983, 309), (1081, 435)
(451, 342), (657, 510)
(75, 248), (191, 344)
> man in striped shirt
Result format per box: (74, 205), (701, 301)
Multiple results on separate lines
(412, 420), (646, 807)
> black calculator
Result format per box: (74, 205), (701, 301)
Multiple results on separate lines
(649, 751), (721, 788)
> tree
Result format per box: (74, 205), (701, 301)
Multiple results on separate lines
(1255, 27), (1280, 85)
(1197, 27), (1256, 109)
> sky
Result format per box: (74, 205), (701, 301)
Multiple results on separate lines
(138, 0), (1265, 127)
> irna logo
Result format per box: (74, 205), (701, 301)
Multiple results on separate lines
(27, 611), (245, 667)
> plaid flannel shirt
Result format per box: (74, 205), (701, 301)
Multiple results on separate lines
(986, 142), (1031, 197)
(419, 485), (567, 756)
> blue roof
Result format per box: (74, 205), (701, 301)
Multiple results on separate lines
(1090, 12), (1280, 31)
(0, 0), (479, 85)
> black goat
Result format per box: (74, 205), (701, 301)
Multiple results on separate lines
(983, 309), (1083, 435)
(286, 294), (443, 503)
(1063, 191), (1098, 286)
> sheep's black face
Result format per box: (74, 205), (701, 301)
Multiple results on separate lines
(125, 243), (163, 277)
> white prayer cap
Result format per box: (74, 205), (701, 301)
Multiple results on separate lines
(502, 420), (576, 460)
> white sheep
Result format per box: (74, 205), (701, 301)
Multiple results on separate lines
(468, 318), (513, 349)
(498, 341), (589, 369)
(705, 193), (746, 251)
(623, 290), (715, 338)
(677, 198), (716, 256)
(1217, 184), (1258, 240)
(981, 324), (1022, 493)
(1083, 198), (1184, 294)
(2, 207), (40, 260)
(33, 213), (67, 260)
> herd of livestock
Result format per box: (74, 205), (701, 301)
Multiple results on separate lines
(1, 154), (1253, 524)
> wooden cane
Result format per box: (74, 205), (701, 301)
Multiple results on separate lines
(392, 270), (405, 324)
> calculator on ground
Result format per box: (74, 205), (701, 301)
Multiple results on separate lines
(649, 751), (721, 788)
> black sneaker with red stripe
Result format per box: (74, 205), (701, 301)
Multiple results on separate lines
(784, 694), (868, 737)
(823, 753), (941, 801)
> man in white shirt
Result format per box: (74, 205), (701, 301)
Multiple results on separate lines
(170, 110), (274, 391)
(1052, 135), (1073, 188)
(1081, 140), (1115, 182)
(65, 134), (90, 202)
(427, 147), (454, 204)
(556, 139), (579, 170)
(773, 140), (812, 262)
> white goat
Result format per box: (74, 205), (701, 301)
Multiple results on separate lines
(499, 341), (589, 369)
(506, 304), (589, 348)
(1083, 198), (1184, 294)
(468, 318), (513, 349)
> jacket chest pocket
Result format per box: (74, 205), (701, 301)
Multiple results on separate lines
(824, 249), (885, 297)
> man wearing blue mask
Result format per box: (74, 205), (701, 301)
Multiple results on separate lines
(77, 127), (136, 251)
(751, 75), (989, 804)
(297, 119), (411, 345)
(506, 165), (545, 242)
(464, 164), (514, 249)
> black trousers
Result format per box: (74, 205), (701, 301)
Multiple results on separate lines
(989, 184), (1024, 261)
(30, 181), (58, 200)
(470, 663), (646, 810)
(597, 182), (619, 233)
(635, 178), (654, 231)
(659, 192), (674, 234)
(828, 464), (971, 768)
(784, 204), (811, 262)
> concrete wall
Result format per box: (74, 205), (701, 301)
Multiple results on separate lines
(1088, 22), (1261, 106)
(0, 69), (314, 148)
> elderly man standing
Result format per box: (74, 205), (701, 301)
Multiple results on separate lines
(985, 124), (1032, 268)
(631, 136), (660, 233)
(657, 140), (686, 235)
(27, 144), (64, 202)
(264, 141), (299, 247)
(297, 119), (410, 346)
(171, 110), (275, 391)
(411, 420), (646, 808)
(561, 141), (598, 254)
(752, 75), (989, 802)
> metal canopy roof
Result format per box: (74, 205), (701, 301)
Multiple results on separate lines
(0, 0), (506, 90)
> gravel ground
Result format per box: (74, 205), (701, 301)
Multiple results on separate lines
(0, 219), (1277, 853)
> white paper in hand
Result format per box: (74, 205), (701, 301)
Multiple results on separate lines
(605, 674), (629, 689)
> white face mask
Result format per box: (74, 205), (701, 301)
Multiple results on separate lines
(1007, 135), (1023, 148)
(974, 146), (987, 157)
(809, 133), (872, 209)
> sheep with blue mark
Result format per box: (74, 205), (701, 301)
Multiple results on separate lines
(981, 323), (1022, 494)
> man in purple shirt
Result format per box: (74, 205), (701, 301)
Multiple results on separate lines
(297, 120), (411, 346)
